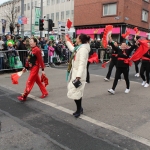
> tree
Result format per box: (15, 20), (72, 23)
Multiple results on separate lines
(1, 0), (20, 34)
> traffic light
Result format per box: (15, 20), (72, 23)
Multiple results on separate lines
(48, 19), (54, 31)
(39, 19), (44, 31)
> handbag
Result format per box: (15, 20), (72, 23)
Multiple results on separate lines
(72, 79), (82, 88)
(14, 56), (23, 69)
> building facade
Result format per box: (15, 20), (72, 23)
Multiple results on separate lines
(0, 0), (74, 37)
(74, 0), (150, 42)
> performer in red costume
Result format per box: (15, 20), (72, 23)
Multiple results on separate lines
(17, 38), (48, 101)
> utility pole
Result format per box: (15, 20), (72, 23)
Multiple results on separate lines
(21, 0), (24, 37)
(40, 0), (43, 37)
(30, 0), (33, 37)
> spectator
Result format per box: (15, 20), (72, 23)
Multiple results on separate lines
(7, 42), (18, 68)
(100, 38), (106, 63)
(48, 42), (55, 66)
(0, 36), (4, 70)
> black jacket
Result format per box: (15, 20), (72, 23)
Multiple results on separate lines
(95, 41), (100, 49)
(142, 49), (150, 64)
(109, 42), (118, 61)
(110, 42), (137, 67)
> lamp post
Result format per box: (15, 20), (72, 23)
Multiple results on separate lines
(30, 0), (33, 37)
(115, 16), (129, 43)
(21, 0), (24, 37)
(40, 0), (43, 37)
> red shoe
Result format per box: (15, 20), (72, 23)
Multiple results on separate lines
(17, 96), (26, 101)
(40, 93), (48, 99)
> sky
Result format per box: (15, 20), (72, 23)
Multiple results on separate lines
(0, 0), (9, 5)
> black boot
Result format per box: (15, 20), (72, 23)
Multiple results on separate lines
(74, 98), (83, 118)
(73, 100), (78, 115)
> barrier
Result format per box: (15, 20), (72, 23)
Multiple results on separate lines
(91, 48), (110, 62)
(0, 50), (27, 71)
(0, 49), (52, 71)
(0, 47), (110, 72)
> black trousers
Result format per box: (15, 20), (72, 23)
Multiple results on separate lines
(106, 60), (121, 79)
(74, 97), (82, 112)
(134, 60), (140, 73)
(140, 62), (150, 83)
(86, 61), (90, 83)
(112, 67), (129, 90)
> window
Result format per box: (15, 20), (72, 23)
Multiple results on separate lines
(18, 6), (20, 12)
(56, 0), (60, 3)
(47, 14), (50, 19)
(27, 3), (30, 10)
(103, 3), (117, 16)
(51, 13), (54, 21)
(15, 7), (17, 13)
(35, 1), (37, 6)
(62, 0), (65, 2)
(47, 0), (50, 5)
(24, 4), (26, 11)
(56, 12), (59, 21)
(51, 0), (55, 5)
(71, 10), (74, 18)
(61, 11), (64, 20)
(142, 10), (148, 22)
(67, 0), (70, 1)
(66, 10), (70, 19)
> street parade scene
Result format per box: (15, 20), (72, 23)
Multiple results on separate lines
(1, 0), (150, 150)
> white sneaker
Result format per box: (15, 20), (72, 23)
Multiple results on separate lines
(118, 79), (121, 81)
(135, 73), (139, 77)
(144, 83), (149, 88)
(141, 81), (146, 86)
(136, 73), (140, 77)
(125, 89), (130, 94)
(104, 78), (109, 81)
(108, 89), (115, 95)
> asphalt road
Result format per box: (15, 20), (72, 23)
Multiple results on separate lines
(0, 87), (123, 150)
(56, 62), (143, 83)
(0, 64), (150, 150)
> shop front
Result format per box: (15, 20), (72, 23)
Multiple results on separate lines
(76, 26), (148, 42)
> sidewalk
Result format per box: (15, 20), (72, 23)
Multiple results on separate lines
(1, 67), (150, 141)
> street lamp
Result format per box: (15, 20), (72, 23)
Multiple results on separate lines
(114, 16), (129, 43)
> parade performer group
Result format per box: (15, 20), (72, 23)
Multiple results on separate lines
(101, 26), (150, 94)
(17, 38), (48, 101)
(11, 24), (150, 118)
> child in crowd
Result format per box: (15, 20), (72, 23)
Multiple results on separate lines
(7, 42), (18, 68)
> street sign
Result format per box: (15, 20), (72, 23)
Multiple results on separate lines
(58, 21), (67, 35)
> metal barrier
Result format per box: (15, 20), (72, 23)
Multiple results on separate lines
(0, 47), (110, 71)
(0, 50), (27, 71)
(90, 48), (110, 62)
(0, 49), (52, 71)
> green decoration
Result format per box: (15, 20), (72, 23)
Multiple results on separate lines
(49, 36), (54, 40)
(7, 40), (15, 46)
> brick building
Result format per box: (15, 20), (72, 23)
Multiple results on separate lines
(74, 0), (150, 42)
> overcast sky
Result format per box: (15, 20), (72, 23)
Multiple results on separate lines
(0, 0), (9, 5)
